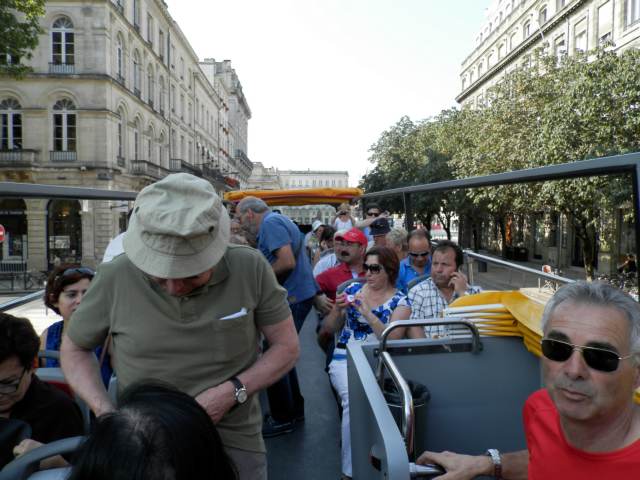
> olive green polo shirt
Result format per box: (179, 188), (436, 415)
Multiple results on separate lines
(67, 244), (291, 453)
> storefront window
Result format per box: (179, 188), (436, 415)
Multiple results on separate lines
(47, 199), (81, 267)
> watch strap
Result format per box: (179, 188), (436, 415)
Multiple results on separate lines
(230, 376), (244, 391)
(485, 449), (502, 479)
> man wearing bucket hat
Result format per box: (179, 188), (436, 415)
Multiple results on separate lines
(60, 173), (298, 480)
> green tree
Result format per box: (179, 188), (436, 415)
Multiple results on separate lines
(0, 0), (45, 77)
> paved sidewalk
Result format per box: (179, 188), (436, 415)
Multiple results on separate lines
(466, 252), (586, 291)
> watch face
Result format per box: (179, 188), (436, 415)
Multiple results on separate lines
(236, 388), (248, 404)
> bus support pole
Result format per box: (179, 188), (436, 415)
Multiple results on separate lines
(403, 193), (413, 231)
(633, 165), (640, 294)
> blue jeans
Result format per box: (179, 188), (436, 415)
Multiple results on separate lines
(265, 297), (313, 422)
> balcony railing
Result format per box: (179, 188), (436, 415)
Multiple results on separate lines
(134, 87), (141, 98)
(170, 158), (202, 177)
(202, 165), (225, 183)
(50, 150), (77, 162)
(117, 155), (125, 167)
(0, 149), (37, 166)
(49, 63), (75, 74)
(131, 160), (170, 180)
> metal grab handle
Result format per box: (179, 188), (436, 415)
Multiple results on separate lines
(378, 351), (415, 456)
(0, 436), (84, 480)
(379, 319), (482, 355)
(410, 463), (446, 478)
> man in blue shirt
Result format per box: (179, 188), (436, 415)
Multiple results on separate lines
(237, 196), (317, 437)
(397, 229), (432, 293)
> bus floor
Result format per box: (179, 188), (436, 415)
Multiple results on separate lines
(263, 307), (342, 479)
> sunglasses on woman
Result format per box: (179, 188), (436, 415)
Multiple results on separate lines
(540, 338), (634, 373)
(363, 263), (383, 274)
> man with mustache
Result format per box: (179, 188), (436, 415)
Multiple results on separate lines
(417, 281), (640, 479)
(315, 228), (367, 301)
(408, 240), (480, 338)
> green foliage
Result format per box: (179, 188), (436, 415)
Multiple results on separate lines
(361, 46), (640, 277)
(0, 0), (45, 77)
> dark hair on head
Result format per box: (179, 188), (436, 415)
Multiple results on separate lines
(320, 225), (336, 243)
(68, 381), (237, 480)
(365, 203), (381, 213)
(408, 229), (431, 243)
(365, 246), (400, 285)
(44, 264), (94, 315)
(0, 313), (39, 369)
(433, 240), (464, 269)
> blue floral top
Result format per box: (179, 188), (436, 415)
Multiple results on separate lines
(333, 283), (409, 360)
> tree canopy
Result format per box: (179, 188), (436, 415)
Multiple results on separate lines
(0, 0), (45, 77)
(360, 46), (640, 277)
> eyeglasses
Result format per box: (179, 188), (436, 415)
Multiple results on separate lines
(540, 338), (634, 373)
(367, 211), (381, 217)
(363, 263), (383, 274)
(0, 367), (27, 395)
(409, 251), (430, 258)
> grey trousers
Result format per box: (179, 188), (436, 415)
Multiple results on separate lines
(225, 446), (268, 480)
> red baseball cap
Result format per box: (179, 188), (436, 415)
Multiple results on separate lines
(335, 228), (368, 246)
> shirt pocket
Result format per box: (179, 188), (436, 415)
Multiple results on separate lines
(210, 309), (257, 364)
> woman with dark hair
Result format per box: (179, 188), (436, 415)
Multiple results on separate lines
(40, 265), (111, 386)
(67, 382), (237, 480)
(320, 246), (411, 479)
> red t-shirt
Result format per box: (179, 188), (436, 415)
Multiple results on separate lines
(315, 262), (363, 300)
(524, 389), (640, 479)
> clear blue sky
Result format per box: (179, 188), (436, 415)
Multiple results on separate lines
(164, 0), (488, 185)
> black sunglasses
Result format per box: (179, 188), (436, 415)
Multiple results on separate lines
(58, 267), (95, 279)
(363, 263), (383, 274)
(540, 338), (634, 373)
(409, 251), (430, 258)
(367, 211), (381, 217)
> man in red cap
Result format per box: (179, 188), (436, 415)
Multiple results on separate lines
(315, 228), (368, 301)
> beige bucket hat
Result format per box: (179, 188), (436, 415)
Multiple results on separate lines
(123, 173), (230, 278)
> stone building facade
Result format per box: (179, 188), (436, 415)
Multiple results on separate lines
(0, 0), (251, 272)
(246, 165), (349, 226)
(456, 0), (639, 273)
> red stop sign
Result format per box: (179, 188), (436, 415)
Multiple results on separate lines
(0, 225), (5, 243)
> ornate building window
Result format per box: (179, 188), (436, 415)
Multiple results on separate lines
(51, 17), (74, 65)
(53, 99), (76, 151)
(0, 98), (22, 150)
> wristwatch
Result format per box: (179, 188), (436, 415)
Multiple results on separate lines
(230, 376), (247, 405)
(485, 449), (502, 479)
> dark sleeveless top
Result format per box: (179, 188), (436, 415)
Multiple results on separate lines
(44, 320), (113, 387)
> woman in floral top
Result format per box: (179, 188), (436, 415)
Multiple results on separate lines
(320, 246), (411, 479)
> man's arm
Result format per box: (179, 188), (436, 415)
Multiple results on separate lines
(60, 335), (115, 417)
(416, 450), (528, 480)
(196, 315), (299, 424)
(272, 244), (296, 282)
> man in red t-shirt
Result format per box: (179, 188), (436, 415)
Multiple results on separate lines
(315, 228), (367, 300)
(416, 281), (640, 479)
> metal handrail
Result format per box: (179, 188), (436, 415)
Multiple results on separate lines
(0, 290), (44, 312)
(464, 249), (576, 286)
(378, 351), (415, 455)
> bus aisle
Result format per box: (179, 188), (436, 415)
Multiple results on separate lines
(264, 307), (341, 479)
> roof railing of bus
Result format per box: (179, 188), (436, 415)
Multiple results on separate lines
(0, 290), (46, 312)
(360, 152), (640, 291)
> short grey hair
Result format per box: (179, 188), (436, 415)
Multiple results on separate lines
(236, 196), (270, 215)
(386, 227), (408, 252)
(541, 281), (640, 359)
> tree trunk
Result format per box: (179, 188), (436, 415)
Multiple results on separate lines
(582, 223), (598, 280)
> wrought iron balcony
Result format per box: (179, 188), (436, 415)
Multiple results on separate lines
(130, 160), (170, 180)
(50, 150), (77, 162)
(0, 149), (37, 166)
(202, 165), (225, 183)
(170, 158), (202, 177)
(49, 63), (75, 74)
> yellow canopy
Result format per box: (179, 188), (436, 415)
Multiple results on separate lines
(223, 187), (363, 207)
